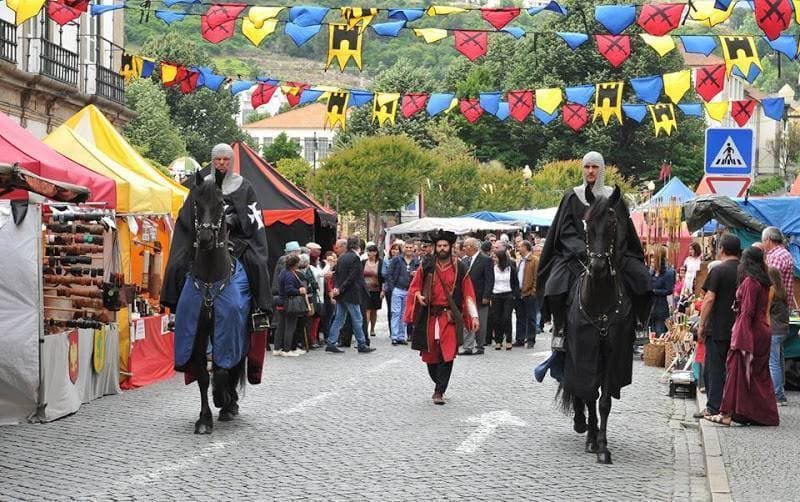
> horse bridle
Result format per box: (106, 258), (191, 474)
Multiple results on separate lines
(579, 206), (623, 337)
(583, 207), (618, 277)
(192, 201), (227, 250)
(192, 201), (233, 314)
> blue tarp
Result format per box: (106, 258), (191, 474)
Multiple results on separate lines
(735, 197), (800, 276)
(461, 208), (558, 228)
(461, 211), (517, 223)
(646, 177), (696, 207)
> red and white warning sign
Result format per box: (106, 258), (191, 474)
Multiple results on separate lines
(704, 176), (751, 198)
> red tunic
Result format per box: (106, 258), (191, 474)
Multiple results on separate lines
(721, 277), (779, 426)
(403, 259), (478, 363)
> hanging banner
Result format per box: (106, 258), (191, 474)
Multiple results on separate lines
(595, 35), (631, 67)
(731, 99), (757, 127)
(754, 0), (792, 41)
(594, 82), (624, 125)
(649, 103), (678, 136)
(454, 31), (488, 61)
(325, 91), (349, 129)
(201, 3), (247, 44)
(481, 7), (521, 30)
(662, 70), (691, 104)
(508, 90), (533, 122)
(401, 93), (429, 118)
(562, 103), (588, 131)
(372, 92), (400, 126)
(340, 7), (378, 31)
(326, 24), (363, 71)
(637, 3), (685, 36)
(719, 36), (762, 79)
(459, 99), (484, 123)
(695, 64), (726, 102)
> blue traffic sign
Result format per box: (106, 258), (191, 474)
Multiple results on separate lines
(704, 128), (754, 176)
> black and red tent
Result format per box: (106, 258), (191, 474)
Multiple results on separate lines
(189, 142), (337, 273)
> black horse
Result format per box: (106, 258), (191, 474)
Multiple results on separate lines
(558, 187), (635, 465)
(177, 171), (249, 434)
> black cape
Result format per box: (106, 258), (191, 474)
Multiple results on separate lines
(161, 178), (272, 313)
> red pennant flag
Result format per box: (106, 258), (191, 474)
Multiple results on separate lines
(48, 0), (83, 25)
(480, 7), (521, 30)
(637, 3), (685, 36)
(175, 68), (200, 94)
(401, 93), (429, 118)
(508, 90), (533, 122)
(754, 0), (792, 40)
(731, 99), (756, 127)
(201, 3), (247, 44)
(695, 64), (726, 102)
(283, 82), (310, 107)
(454, 31), (488, 61)
(459, 99), (484, 124)
(562, 103), (588, 131)
(252, 83), (278, 109)
(64, 0), (89, 11)
(658, 161), (673, 181)
(595, 35), (630, 67)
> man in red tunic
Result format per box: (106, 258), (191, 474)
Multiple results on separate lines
(404, 231), (479, 405)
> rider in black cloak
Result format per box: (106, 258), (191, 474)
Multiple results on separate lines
(537, 151), (652, 399)
(161, 143), (272, 315)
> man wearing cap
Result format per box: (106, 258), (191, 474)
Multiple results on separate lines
(404, 231), (479, 405)
(537, 152), (651, 366)
(162, 143), (272, 316)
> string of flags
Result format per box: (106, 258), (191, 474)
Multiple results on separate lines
(121, 52), (788, 137)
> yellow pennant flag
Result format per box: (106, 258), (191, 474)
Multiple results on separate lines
(160, 63), (178, 85)
(426, 6), (467, 16)
(648, 104), (678, 137)
(662, 70), (691, 104)
(594, 82), (624, 125)
(640, 34), (675, 57)
(719, 36), (762, 79)
(690, 0), (735, 26)
(6, 0), (46, 25)
(242, 8), (281, 47)
(120, 54), (144, 83)
(793, 0), (800, 22)
(325, 91), (350, 130)
(413, 28), (448, 44)
(340, 7), (378, 32)
(704, 101), (729, 123)
(445, 98), (459, 114)
(535, 88), (562, 115)
(372, 93), (400, 126)
(326, 23), (363, 71)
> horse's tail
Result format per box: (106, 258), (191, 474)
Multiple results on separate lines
(555, 382), (576, 415)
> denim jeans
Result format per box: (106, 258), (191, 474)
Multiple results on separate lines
(327, 301), (367, 348)
(390, 288), (409, 342)
(650, 318), (667, 336)
(515, 295), (539, 344)
(770, 333), (788, 400)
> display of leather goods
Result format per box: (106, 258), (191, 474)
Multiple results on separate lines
(44, 275), (103, 287)
(50, 210), (107, 223)
(46, 318), (104, 330)
(49, 255), (92, 265)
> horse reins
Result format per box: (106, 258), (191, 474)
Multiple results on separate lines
(579, 207), (623, 337)
(192, 201), (227, 250)
(191, 201), (233, 317)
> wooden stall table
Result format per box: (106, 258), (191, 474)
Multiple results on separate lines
(121, 314), (175, 389)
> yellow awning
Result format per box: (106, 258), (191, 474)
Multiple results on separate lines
(63, 105), (188, 216)
(44, 125), (173, 214)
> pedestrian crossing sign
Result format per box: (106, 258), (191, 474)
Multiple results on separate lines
(704, 128), (754, 176)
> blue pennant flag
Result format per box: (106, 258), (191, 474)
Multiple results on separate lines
(288, 6), (329, 27)
(732, 64), (761, 84)
(479, 92), (501, 115)
(594, 5), (635, 35)
(427, 93), (455, 117)
(155, 10), (187, 25)
(622, 104), (647, 123)
(680, 36), (717, 56)
(196, 67), (225, 91)
(534, 107), (559, 125)
(162, 0), (199, 6)
(714, 0), (734, 9)
(299, 89), (324, 105)
(502, 27), (526, 39)
(494, 102), (510, 121)
(387, 8), (424, 22)
(765, 35), (797, 60)
(230, 80), (255, 96)
(528, 1), (567, 16)
(761, 97), (785, 120)
(91, 4), (124, 15)
(349, 90), (374, 107)
(285, 23), (322, 46)
(629, 76), (663, 104)
(556, 32), (589, 50)
(371, 21), (405, 37)
(678, 104), (703, 117)
(565, 85), (594, 106)
(256, 77), (280, 86)
(141, 60), (156, 78)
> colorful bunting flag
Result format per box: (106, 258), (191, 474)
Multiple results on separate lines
(372, 92), (400, 126)
(340, 7), (378, 31)
(460, 99), (484, 124)
(480, 7), (520, 30)
(155, 10), (187, 25)
(765, 35), (798, 60)
(695, 64), (726, 102)
(231, 80), (255, 96)
(6, 0), (46, 25)
(281, 82), (310, 107)
(556, 32), (589, 50)
(680, 35), (717, 56)
(495, 102), (510, 121)
(528, 1), (568, 16)
(704, 101), (729, 122)
(662, 70), (691, 104)
(251, 83), (278, 109)
(640, 34), (676, 57)
(622, 104), (648, 123)
(534, 107), (559, 125)
(197, 67), (226, 91)
(177, 68), (200, 94)
(242, 7), (282, 47)
(289, 6), (329, 26)
(594, 82), (624, 125)
(427, 93), (456, 116)
(637, 3), (685, 36)
(426, 6), (466, 16)
(285, 22), (322, 46)
(372, 21), (405, 37)
(454, 31), (488, 61)
(649, 104), (677, 136)
(562, 103), (588, 131)
(595, 5), (636, 35)
(690, 0), (735, 26)
(414, 28), (448, 44)
(719, 36), (762, 79)
(479, 93), (501, 115)
(201, 3), (247, 44)
(120, 54), (144, 83)
(161, 63), (179, 86)
(565, 85), (595, 106)
(325, 91), (349, 130)
(731, 99), (757, 127)
(388, 8), (424, 22)
(507, 90), (533, 122)
(678, 104), (703, 116)
(47, 0), (82, 25)
(402, 93), (429, 118)
(595, 35), (630, 68)
(629, 75), (663, 104)
(349, 90), (374, 107)
(535, 88), (562, 115)
(761, 97), (785, 120)
(754, 0), (792, 41)
(502, 27), (526, 39)
(326, 24), (363, 71)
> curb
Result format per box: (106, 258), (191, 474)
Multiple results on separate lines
(695, 391), (733, 502)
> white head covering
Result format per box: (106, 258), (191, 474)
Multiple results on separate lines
(573, 151), (612, 205)
(211, 143), (234, 160)
(206, 143), (242, 195)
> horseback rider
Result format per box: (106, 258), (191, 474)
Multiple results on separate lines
(161, 143), (272, 317)
(537, 152), (652, 356)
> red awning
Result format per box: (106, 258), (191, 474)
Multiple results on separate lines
(262, 208), (315, 226)
(0, 113), (116, 208)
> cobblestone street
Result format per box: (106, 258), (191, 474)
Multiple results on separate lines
(0, 325), (708, 501)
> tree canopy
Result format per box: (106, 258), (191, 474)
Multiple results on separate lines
(123, 79), (186, 168)
(263, 132), (301, 164)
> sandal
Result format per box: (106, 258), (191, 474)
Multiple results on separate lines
(705, 414), (731, 426)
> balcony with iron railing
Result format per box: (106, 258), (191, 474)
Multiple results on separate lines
(95, 64), (124, 105)
(40, 38), (78, 86)
(0, 18), (16, 64)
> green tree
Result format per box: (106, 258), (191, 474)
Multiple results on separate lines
(423, 121), (480, 216)
(310, 135), (436, 217)
(244, 110), (271, 124)
(276, 157), (312, 192)
(528, 160), (634, 208)
(123, 78), (186, 167)
(263, 132), (301, 163)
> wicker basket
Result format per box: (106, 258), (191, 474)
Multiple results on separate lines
(664, 343), (677, 369)
(643, 342), (666, 367)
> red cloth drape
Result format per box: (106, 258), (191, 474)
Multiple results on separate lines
(121, 315), (175, 389)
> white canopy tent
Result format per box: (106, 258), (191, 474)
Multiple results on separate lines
(387, 217), (522, 236)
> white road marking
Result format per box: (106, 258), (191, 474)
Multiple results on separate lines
(455, 410), (526, 455)
(129, 440), (237, 484)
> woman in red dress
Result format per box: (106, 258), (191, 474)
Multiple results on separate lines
(707, 246), (779, 426)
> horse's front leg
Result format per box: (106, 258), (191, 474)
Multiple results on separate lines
(596, 389), (612, 464)
(585, 398), (599, 453)
(194, 359), (213, 434)
(573, 396), (587, 434)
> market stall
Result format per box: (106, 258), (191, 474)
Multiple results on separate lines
(387, 216), (522, 237)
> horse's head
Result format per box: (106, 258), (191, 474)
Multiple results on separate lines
(584, 185), (621, 278)
(192, 170), (226, 252)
